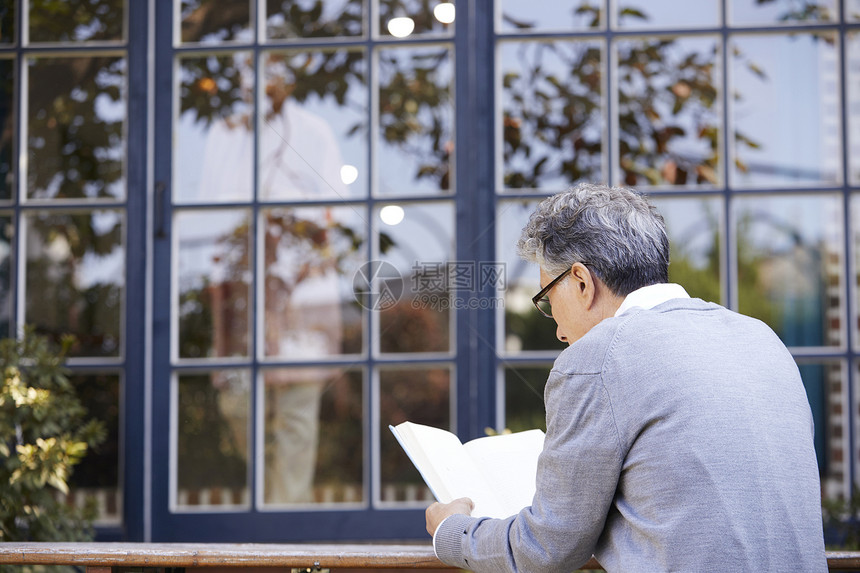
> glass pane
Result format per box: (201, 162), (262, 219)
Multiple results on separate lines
(616, 35), (720, 187)
(735, 194), (843, 348)
(263, 368), (363, 506)
(497, 0), (602, 32)
(266, 0), (364, 39)
(504, 365), (550, 433)
(377, 202), (454, 354)
(499, 40), (603, 191)
(175, 52), (254, 203)
(851, 194), (860, 349)
(651, 196), (722, 304)
(379, 366), (450, 504)
(24, 210), (124, 358)
(175, 209), (251, 359)
(377, 45), (453, 196)
(175, 370), (250, 509)
(849, 32), (860, 185)
(262, 205), (365, 358)
(27, 56), (126, 200)
(0, 58), (13, 201)
(729, 33), (840, 188)
(0, 215), (10, 338)
(801, 362), (846, 500)
(797, 362), (836, 487)
(497, 200), (567, 353)
(179, 0), (252, 44)
(29, 0), (124, 43)
(0, 1), (14, 44)
(613, 0), (719, 29)
(68, 372), (122, 526)
(260, 49), (368, 200)
(730, 0), (837, 25)
(849, 0), (860, 21)
(379, 0), (455, 38)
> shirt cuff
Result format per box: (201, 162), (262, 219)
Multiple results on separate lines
(432, 513), (475, 569)
(431, 515), (452, 560)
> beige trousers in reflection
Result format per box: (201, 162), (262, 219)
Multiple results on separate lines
(265, 380), (324, 504)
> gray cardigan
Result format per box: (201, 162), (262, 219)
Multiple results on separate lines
(434, 298), (827, 572)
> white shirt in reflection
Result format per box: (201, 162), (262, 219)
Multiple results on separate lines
(197, 99), (355, 361)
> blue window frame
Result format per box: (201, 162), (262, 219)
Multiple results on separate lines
(149, 0), (496, 540)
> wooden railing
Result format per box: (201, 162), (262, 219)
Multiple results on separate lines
(0, 543), (858, 571)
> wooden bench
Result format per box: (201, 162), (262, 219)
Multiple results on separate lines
(0, 543), (857, 571)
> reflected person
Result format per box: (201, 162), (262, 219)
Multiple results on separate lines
(199, 74), (352, 504)
(426, 183), (827, 572)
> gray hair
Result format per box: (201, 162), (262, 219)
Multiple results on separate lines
(516, 183), (669, 297)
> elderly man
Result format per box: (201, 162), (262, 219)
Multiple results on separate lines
(426, 183), (827, 572)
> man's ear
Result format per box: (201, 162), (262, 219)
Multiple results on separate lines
(570, 262), (596, 307)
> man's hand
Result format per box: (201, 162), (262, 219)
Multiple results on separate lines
(425, 497), (474, 536)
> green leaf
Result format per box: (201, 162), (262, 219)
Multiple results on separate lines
(47, 472), (69, 495)
(619, 8), (648, 20)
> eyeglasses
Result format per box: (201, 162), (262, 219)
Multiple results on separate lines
(532, 263), (591, 318)
(532, 267), (572, 318)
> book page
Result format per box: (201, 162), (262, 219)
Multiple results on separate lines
(390, 422), (507, 518)
(463, 429), (545, 518)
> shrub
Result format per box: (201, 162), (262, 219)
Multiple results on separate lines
(0, 327), (105, 548)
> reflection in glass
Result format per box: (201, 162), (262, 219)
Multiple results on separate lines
(0, 215), (10, 338)
(379, 366), (450, 504)
(616, 36), (720, 187)
(180, 0), (251, 44)
(266, 0), (363, 39)
(730, 0), (836, 25)
(849, 0), (860, 21)
(27, 56), (126, 200)
(613, 0), (719, 29)
(68, 372), (122, 525)
(0, 58), (12, 200)
(0, 1), (13, 44)
(497, 0), (601, 32)
(379, 0), (454, 37)
(850, 195), (860, 347)
(650, 196), (722, 303)
(499, 40), (603, 191)
(263, 206), (365, 358)
(848, 33), (860, 185)
(504, 366), (550, 433)
(24, 210), (124, 357)
(801, 362), (845, 499)
(377, 46), (453, 196)
(260, 50), (368, 200)
(175, 209), (251, 359)
(497, 200), (567, 353)
(796, 363), (829, 473)
(735, 194), (842, 348)
(175, 370), (250, 509)
(378, 202), (453, 354)
(175, 52), (254, 203)
(263, 368), (363, 505)
(730, 33), (840, 188)
(29, 0), (124, 43)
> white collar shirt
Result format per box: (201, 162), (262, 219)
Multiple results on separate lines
(614, 283), (691, 317)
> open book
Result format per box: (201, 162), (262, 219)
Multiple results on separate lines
(389, 421), (545, 519)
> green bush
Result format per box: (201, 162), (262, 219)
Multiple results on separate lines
(0, 327), (105, 547)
